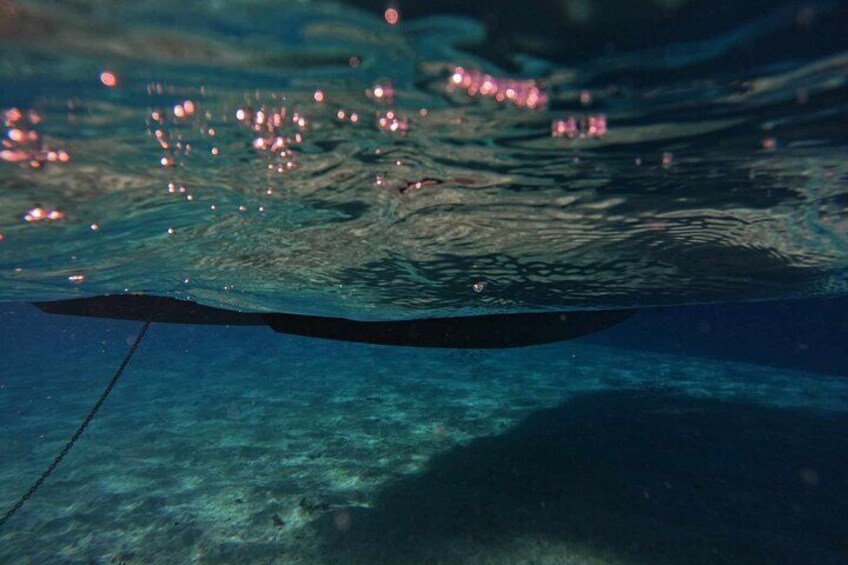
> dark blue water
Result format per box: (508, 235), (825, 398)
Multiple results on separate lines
(1, 0), (847, 563)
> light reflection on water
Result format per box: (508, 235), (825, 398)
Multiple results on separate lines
(0, 0), (846, 319)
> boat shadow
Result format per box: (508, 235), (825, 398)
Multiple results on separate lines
(312, 389), (848, 564)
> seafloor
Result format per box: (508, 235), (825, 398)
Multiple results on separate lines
(1, 303), (846, 564)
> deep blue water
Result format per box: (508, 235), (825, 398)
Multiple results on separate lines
(587, 297), (848, 376)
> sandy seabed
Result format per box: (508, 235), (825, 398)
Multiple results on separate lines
(1, 311), (846, 564)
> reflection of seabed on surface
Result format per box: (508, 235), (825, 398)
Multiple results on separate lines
(0, 312), (845, 563)
(0, 1), (846, 317)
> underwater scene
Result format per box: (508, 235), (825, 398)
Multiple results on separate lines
(1, 0), (847, 563)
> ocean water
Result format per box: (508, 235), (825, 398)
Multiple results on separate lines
(1, 0), (847, 563)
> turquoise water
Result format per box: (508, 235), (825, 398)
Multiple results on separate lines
(2, 302), (847, 563)
(1, 0), (848, 563)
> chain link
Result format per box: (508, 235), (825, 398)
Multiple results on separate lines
(0, 319), (152, 529)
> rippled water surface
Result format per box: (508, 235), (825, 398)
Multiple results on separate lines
(1, 0), (847, 318)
